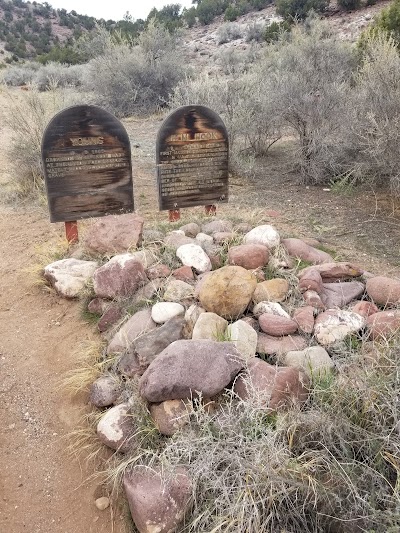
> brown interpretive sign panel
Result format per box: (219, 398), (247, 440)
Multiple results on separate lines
(156, 105), (229, 211)
(42, 105), (134, 223)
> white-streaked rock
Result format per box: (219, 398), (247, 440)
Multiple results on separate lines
(176, 243), (212, 273)
(253, 301), (290, 319)
(243, 225), (280, 249)
(44, 258), (98, 298)
(314, 310), (366, 346)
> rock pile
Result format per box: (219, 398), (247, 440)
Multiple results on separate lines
(44, 215), (400, 533)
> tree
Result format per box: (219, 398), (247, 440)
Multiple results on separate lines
(276, 0), (329, 21)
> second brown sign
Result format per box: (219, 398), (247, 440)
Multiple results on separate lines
(156, 105), (229, 211)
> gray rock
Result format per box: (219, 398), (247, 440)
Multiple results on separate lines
(227, 319), (258, 359)
(133, 316), (185, 370)
(139, 340), (244, 402)
(201, 219), (233, 235)
(89, 375), (122, 407)
(179, 222), (200, 237)
(163, 279), (194, 302)
(284, 346), (335, 378)
(192, 312), (228, 340)
(151, 302), (185, 324)
(107, 309), (156, 355)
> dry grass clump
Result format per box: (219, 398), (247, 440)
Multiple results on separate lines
(99, 336), (400, 532)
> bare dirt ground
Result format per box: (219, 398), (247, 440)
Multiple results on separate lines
(0, 109), (399, 533)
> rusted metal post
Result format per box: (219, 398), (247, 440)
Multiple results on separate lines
(168, 209), (181, 222)
(205, 204), (217, 216)
(65, 221), (79, 244)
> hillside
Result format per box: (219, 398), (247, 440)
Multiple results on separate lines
(0, 0), (110, 63)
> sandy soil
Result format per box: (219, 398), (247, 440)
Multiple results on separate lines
(0, 101), (399, 533)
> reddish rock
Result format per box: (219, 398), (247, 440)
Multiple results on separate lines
(227, 244), (270, 270)
(258, 314), (298, 336)
(298, 269), (323, 294)
(351, 301), (379, 318)
(234, 358), (309, 411)
(366, 276), (400, 306)
(257, 333), (308, 356)
(139, 340), (244, 403)
(299, 262), (363, 281)
(123, 466), (192, 533)
(118, 352), (141, 377)
(282, 238), (332, 264)
(179, 222), (200, 237)
(303, 290), (326, 310)
(83, 213), (144, 254)
(88, 297), (108, 315)
(366, 310), (400, 340)
(293, 306), (315, 334)
(234, 223), (253, 234)
(202, 243), (223, 269)
(93, 256), (147, 299)
(321, 281), (365, 309)
(301, 238), (321, 248)
(150, 400), (190, 436)
(146, 264), (171, 280)
(172, 265), (194, 282)
(98, 306), (123, 332)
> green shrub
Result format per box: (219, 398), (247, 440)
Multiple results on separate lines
(337, 0), (361, 10)
(276, 0), (329, 21)
(264, 20), (291, 42)
(224, 4), (240, 21)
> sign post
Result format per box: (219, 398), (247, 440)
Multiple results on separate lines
(156, 105), (229, 221)
(41, 105), (134, 243)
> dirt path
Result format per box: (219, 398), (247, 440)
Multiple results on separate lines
(0, 208), (127, 533)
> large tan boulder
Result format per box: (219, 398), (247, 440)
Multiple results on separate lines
(198, 266), (257, 319)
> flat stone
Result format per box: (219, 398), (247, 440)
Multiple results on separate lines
(234, 223), (253, 234)
(133, 316), (185, 370)
(96, 403), (134, 452)
(314, 310), (366, 346)
(282, 238), (332, 264)
(139, 340), (244, 402)
(107, 309), (156, 355)
(258, 314), (298, 336)
(243, 225), (280, 249)
(253, 301), (290, 319)
(83, 213), (144, 254)
(366, 276), (400, 306)
(123, 466), (192, 533)
(176, 243), (212, 274)
(150, 400), (190, 436)
(293, 306), (315, 334)
(366, 310), (400, 340)
(192, 312), (228, 340)
(299, 262), (363, 281)
(321, 281), (365, 309)
(172, 265), (194, 282)
(44, 258), (98, 298)
(163, 279), (193, 302)
(227, 319), (258, 359)
(201, 219), (233, 235)
(93, 255), (147, 299)
(234, 358), (309, 411)
(253, 278), (289, 304)
(151, 302), (185, 324)
(284, 346), (335, 379)
(89, 375), (121, 407)
(199, 266), (257, 319)
(257, 333), (308, 356)
(227, 244), (270, 270)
